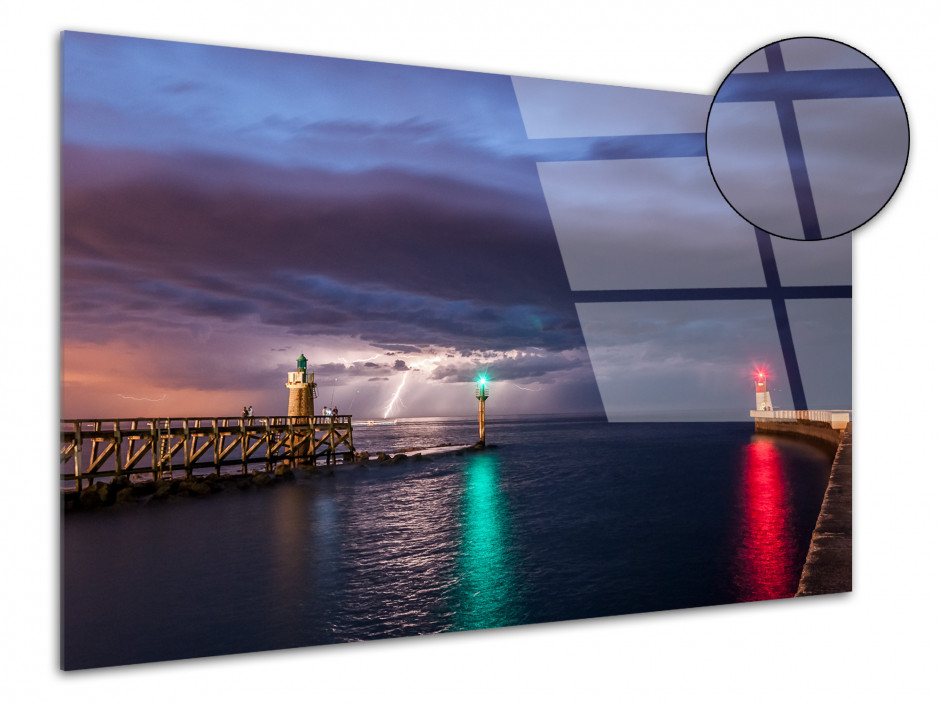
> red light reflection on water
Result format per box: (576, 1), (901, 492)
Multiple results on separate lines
(734, 440), (799, 601)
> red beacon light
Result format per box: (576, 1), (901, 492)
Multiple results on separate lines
(753, 369), (772, 411)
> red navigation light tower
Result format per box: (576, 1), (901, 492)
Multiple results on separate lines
(475, 375), (489, 446)
(754, 369), (773, 411)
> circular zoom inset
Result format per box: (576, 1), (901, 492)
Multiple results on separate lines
(706, 37), (909, 241)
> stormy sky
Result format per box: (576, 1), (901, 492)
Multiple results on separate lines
(62, 32), (852, 421)
(62, 31), (606, 419)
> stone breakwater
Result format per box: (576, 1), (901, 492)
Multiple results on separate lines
(754, 419), (843, 453)
(795, 423), (852, 596)
(61, 444), (487, 512)
(751, 417), (852, 596)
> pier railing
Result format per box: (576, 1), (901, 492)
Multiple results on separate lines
(60, 415), (355, 490)
(749, 409), (852, 429)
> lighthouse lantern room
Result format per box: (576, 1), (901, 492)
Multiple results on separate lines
(754, 370), (773, 411)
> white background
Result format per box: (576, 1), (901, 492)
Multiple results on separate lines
(3, 1), (937, 702)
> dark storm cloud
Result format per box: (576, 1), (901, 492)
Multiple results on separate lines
(283, 117), (543, 192)
(264, 274), (575, 351)
(429, 351), (584, 383)
(62, 146), (584, 355)
(293, 360), (419, 383)
(368, 343), (424, 354)
(63, 31), (538, 189)
(62, 145), (558, 297)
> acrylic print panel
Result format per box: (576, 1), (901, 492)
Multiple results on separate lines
(60, 31), (852, 670)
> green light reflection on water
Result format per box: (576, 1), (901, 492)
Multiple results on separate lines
(451, 453), (516, 632)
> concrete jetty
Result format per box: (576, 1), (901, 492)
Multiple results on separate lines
(795, 422), (852, 596)
(749, 410), (852, 596)
(750, 409), (850, 451)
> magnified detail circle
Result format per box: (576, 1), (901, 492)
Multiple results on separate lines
(706, 37), (909, 241)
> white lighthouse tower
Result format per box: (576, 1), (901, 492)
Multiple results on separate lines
(286, 353), (317, 417)
(754, 370), (773, 411)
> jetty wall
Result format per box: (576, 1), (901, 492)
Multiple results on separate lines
(750, 409), (850, 453)
(753, 419), (842, 451)
(750, 412), (853, 596)
(795, 423), (852, 596)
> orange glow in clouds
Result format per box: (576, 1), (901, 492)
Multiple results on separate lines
(62, 340), (250, 418)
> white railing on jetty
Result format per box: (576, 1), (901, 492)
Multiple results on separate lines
(749, 409), (852, 429)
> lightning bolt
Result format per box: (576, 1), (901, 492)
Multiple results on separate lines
(512, 383), (542, 392)
(338, 354), (381, 365)
(409, 355), (441, 370)
(383, 371), (409, 418)
(117, 394), (167, 402)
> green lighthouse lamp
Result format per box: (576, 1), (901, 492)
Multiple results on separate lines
(475, 375), (489, 446)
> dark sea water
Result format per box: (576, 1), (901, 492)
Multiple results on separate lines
(61, 416), (834, 670)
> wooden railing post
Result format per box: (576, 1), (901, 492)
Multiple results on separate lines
(73, 421), (83, 491)
(240, 418), (247, 470)
(89, 420), (101, 477)
(162, 419), (172, 477)
(126, 419), (137, 470)
(113, 421), (123, 477)
(182, 419), (192, 478)
(264, 418), (272, 465)
(328, 415), (335, 465)
(150, 420), (159, 482)
(288, 418), (295, 463)
(213, 419), (220, 469)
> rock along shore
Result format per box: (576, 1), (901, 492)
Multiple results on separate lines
(61, 442), (491, 513)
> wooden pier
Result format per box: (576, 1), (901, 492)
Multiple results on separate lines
(60, 415), (355, 490)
